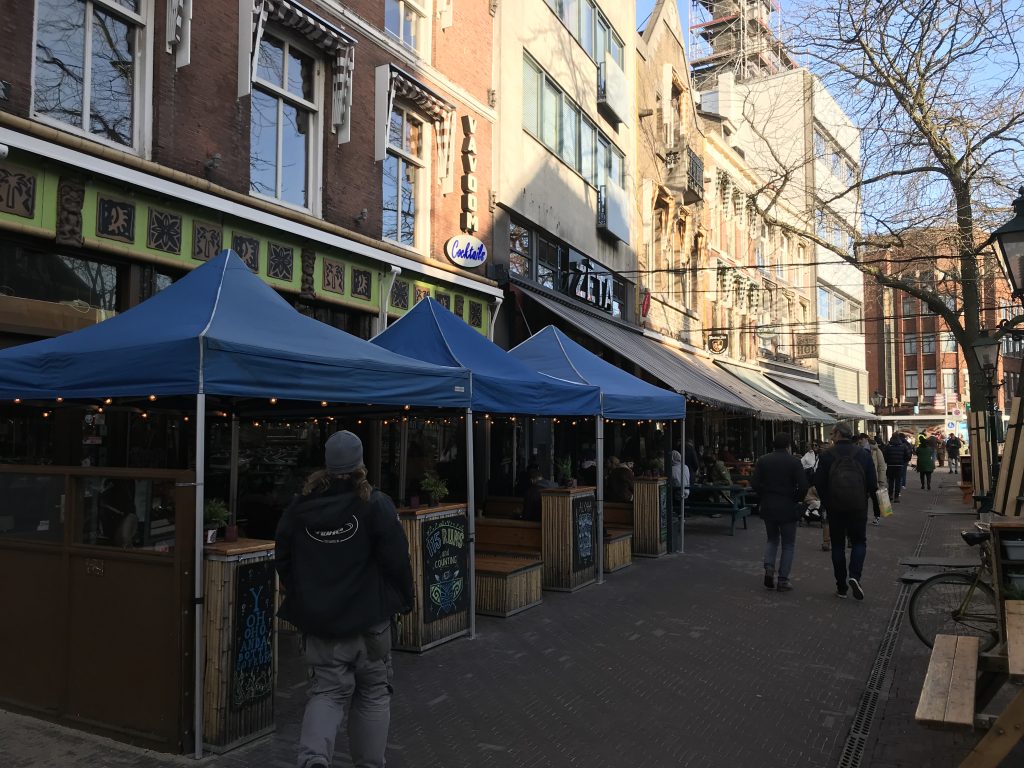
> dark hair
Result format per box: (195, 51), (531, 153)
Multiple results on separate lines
(773, 433), (792, 450)
(302, 466), (372, 501)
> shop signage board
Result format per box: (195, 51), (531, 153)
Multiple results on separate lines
(707, 333), (729, 354)
(230, 560), (275, 709)
(571, 493), (596, 571)
(444, 234), (487, 269)
(421, 515), (468, 624)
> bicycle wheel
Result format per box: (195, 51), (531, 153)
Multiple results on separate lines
(908, 572), (999, 651)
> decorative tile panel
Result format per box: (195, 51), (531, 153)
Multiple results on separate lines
(96, 197), (135, 243)
(414, 286), (431, 305)
(469, 300), (483, 328)
(322, 257), (345, 295)
(147, 209), (182, 254)
(232, 234), (260, 272)
(436, 293), (451, 310)
(0, 166), (36, 218)
(454, 295), (465, 318)
(192, 221), (222, 261)
(352, 269), (372, 300)
(268, 242), (294, 281)
(300, 248), (316, 297)
(390, 279), (410, 310)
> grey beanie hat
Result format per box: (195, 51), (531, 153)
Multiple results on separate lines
(325, 430), (363, 474)
(833, 421), (854, 439)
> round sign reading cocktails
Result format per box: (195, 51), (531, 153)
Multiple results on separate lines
(444, 235), (488, 269)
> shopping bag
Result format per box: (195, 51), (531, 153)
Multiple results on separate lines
(877, 488), (894, 517)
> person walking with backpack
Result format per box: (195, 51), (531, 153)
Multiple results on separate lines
(751, 433), (809, 593)
(883, 433), (912, 503)
(814, 422), (877, 600)
(946, 433), (963, 474)
(276, 431), (415, 768)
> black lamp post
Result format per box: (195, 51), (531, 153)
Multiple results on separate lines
(991, 187), (1024, 303)
(870, 391), (883, 433)
(972, 330), (1002, 487)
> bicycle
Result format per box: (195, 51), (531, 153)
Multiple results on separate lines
(907, 523), (1000, 652)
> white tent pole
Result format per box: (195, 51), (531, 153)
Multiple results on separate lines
(228, 413), (239, 525)
(678, 418), (685, 555)
(192, 393), (206, 758)
(596, 414), (604, 584)
(466, 406), (476, 638)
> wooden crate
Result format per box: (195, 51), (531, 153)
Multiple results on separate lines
(604, 528), (633, 573)
(395, 504), (470, 653)
(203, 541), (276, 752)
(475, 555), (543, 617)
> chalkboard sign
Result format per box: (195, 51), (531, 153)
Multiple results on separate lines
(659, 482), (668, 544)
(572, 493), (596, 571)
(230, 559), (275, 710)
(422, 514), (468, 624)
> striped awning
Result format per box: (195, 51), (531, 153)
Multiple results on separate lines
(385, 66), (457, 194)
(249, 0), (357, 144)
(716, 362), (836, 425)
(765, 372), (874, 421)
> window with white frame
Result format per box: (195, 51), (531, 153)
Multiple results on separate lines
(250, 31), (321, 211)
(921, 333), (935, 354)
(904, 371), (919, 400)
(942, 368), (957, 394)
(904, 335), (917, 355)
(942, 332), (957, 352)
(385, 0), (426, 54)
(383, 105), (425, 249)
(923, 369), (937, 396)
(33, 0), (147, 149)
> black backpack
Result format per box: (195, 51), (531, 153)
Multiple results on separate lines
(828, 445), (867, 511)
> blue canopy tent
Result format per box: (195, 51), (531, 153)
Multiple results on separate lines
(510, 326), (688, 554)
(373, 298), (604, 584)
(0, 251), (472, 755)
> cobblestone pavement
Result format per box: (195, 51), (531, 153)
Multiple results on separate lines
(3, 474), (1023, 768)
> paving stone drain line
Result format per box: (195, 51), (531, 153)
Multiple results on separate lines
(836, 515), (932, 768)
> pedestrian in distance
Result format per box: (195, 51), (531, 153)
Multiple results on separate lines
(899, 432), (913, 489)
(814, 422), (877, 600)
(276, 431), (415, 768)
(858, 434), (887, 525)
(935, 435), (946, 468)
(946, 433), (963, 474)
(883, 433), (912, 503)
(751, 433), (809, 592)
(916, 438), (936, 490)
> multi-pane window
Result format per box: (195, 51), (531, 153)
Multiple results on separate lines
(547, 0), (623, 66)
(383, 106), (424, 248)
(523, 56), (624, 188)
(942, 369), (957, 394)
(509, 221), (532, 278)
(921, 334), (935, 354)
(904, 335), (917, 355)
(923, 369), (937, 396)
(902, 297), (916, 317)
(250, 32), (320, 210)
(537, 237), (564, 291)
(33, 0), (145, 149)
(385, 0), (426, 53)
(905, 371), (919, 400)
(942, 332), (957, 352)
(817, 286), (829, 318)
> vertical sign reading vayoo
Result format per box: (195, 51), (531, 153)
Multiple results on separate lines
(421, 514), (468, 623)
(460, 115), (478, 233)
(231, 560), (275, 709)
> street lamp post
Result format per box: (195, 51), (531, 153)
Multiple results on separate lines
(991, 187), (1024, 303)
(972, 330), (1002, 488)
(870, 391), (883, 436)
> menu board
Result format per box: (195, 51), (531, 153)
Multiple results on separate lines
(422, 514), (469, 624)
(231, 560), (275, 709)
(572, 492), (596, 571)
(659, 482), (669, 544)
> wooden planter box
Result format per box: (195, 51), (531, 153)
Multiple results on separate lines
(632, 478), (669, 558)
(475, 555), (543, 617)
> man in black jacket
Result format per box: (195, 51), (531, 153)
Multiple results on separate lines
(276, 431), (414, 768)
(815, 422), (877, 601)
(751, 433), (809, 592)
(883, 433), (913, 503)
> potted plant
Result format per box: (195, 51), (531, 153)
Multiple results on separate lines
(420, 471), (449, 506)
(555, 456), (576, 487)
(204, 498), (229, 543)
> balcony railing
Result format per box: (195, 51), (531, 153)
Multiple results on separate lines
(667, 146), (704, 204)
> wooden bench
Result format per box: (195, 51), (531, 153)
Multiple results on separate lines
(475, 554), (542, 617)
(604, 525), (633, 572)
(483, 496), (523, 520)
(915, 633), (979, 729)
(475, 517), (542, 558)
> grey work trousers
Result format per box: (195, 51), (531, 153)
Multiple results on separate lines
(298, 627), (393, 768)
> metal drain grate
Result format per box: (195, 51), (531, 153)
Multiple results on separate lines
(836, 517), (932, 768)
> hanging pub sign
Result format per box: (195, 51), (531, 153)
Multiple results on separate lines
(444, 234), (487, 269)
(230, 560), (275, 709)
(571, 493), (596, 571)
(755, 324), (779, 340)
(794, 333), (818, 359)
(640, 288), (651, 319)
(421, 514), (469, 623)
(707, 333), (729, 354)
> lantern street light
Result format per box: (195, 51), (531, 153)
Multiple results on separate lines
(972, 330), (1003, 490)
(991, 187), (1024, 302)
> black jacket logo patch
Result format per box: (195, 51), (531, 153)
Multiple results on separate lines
(305, 517), (359, 544)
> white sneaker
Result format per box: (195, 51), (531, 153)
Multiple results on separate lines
(848, 577), (864, 601)
(872, 518), (880, 526)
